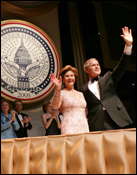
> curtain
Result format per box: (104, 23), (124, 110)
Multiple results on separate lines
(67, 1), (88, 88)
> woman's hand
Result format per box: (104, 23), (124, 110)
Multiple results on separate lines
(50, 73), (62, 91)
(52, 110), (59, 119)
(11, 110), (16, 122)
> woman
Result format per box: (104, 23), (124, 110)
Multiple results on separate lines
(41, 101), (61, 136)
(1, 99), (20, 139)
(50, 65), (89, 135)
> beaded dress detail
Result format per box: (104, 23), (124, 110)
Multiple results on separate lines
(51, 90), (89, 135)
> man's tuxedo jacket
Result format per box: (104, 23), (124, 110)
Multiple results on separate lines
(15, 112), (32, 137)
(79, 53), (133, 131)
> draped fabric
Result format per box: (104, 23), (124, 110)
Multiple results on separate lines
(1, 1), (60, 18)
(67, 1), (88, 89)
(1, 128), (136, 174)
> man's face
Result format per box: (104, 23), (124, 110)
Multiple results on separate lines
(15, 101), (23, 113)
(85, 59), (101, 78)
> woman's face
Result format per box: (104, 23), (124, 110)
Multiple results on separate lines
(1, 102), (9, 113)
(63, 70), (75, 88)
(46, 104), (52, 114)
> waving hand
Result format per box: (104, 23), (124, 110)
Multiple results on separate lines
(50, 73), (62, 91)
(121, 26), (133, 46)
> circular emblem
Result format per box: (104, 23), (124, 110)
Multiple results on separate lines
(1, 20), (60, 103)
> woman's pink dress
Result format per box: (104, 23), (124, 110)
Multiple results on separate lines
(51, 89), (89, 135)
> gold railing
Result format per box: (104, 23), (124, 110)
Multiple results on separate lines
(1, 128), (136, 174)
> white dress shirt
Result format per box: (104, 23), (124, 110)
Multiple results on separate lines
(88, 45), (132, 98)
(18, 114), (24, 127)
(88, 80), (101, 99)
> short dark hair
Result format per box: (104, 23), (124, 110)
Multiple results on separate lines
(42, 101), (51, 113)
(14, 100), (23, 109)
(14, 99), (23, 105)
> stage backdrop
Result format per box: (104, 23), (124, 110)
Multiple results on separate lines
(1, 19), (60, 103)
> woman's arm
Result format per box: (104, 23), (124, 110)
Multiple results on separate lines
(1, 121), (12, 131)
(50, 73), (62, 109)
(54, 110), (61, 129)
(42, 114), (55, 129)
(11, 111), (20, 131)
(1, 113), (15, 131)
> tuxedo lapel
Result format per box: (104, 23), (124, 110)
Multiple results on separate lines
(98, 77), (105, 100)
(98, 73), (111, 100)
(83, 82), (100, 101)
(16, 114), (22, 127)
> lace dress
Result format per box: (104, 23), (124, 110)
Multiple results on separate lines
(51, 89), (89, 135)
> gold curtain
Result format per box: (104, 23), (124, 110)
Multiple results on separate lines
(1, 128), (136, 174)
(1, 1), (60, 18)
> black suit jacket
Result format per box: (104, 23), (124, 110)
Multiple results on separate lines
(79, 53), (133, 131)
(15, 112), (32, 138)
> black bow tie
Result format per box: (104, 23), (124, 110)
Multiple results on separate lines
(90, 77), (99, 83)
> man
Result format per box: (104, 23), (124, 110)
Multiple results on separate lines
(14, 100), (32, 137)
(79, 26), (133, 131)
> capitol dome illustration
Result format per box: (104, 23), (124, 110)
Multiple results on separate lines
(14, 39), (32, 70)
